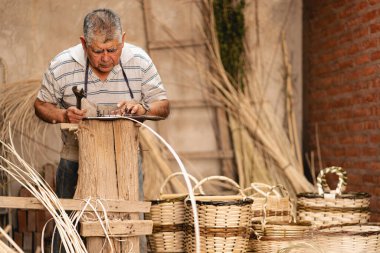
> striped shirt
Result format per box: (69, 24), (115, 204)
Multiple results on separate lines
(37, 43), (167, 161)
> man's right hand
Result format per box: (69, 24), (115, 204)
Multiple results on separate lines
(34, 98), (88, 124)
(65, 106), (87, 123)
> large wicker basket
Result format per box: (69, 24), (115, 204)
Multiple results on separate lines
(185, 176), (253, 253)
(248, 221), (315, 253)
(146, 172), (203, 253)
(244, 183), (292, 224)
(297, 166), (370, 227)
(316, 223), (380, 253)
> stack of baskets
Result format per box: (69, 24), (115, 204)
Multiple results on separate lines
(185, 176), (253, 252)
(245, 183), (316, 253)
(146, 172), (203, 253)
(296, 166), (380, 252)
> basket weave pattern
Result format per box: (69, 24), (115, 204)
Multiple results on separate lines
(296, 166), (370, 227)
(147, 172), (202, 253)
(248, 222), (315, 253)
(316, 223), (380, 253)
(185, 176), (253, 253)
(247, 184), (292, 224)
(147, 199), (187, 252)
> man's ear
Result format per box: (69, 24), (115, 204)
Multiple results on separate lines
(122, 32), (126, 44)
(80, 36), (87, 51)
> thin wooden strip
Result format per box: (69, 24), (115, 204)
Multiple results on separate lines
(0, 196), (151, 213)
(80, 220), (153, 237)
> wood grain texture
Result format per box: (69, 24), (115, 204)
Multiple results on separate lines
(0, 196), (150, 212)
(81, 220), (153, 237)
(75, 119), (142, 252)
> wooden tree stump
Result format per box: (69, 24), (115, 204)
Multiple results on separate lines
(75, 119), (140, 252)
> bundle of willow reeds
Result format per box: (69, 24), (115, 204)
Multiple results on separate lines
(194, 0), (314, 195)
(0, 134), (88, 253)
(0, 80), (60, 167)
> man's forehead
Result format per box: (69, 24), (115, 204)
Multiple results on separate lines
(90, 39), (120, 48)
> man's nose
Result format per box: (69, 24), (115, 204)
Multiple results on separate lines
(101, 51), (110, 61)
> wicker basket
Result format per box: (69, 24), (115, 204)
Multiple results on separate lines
(277, 242), (324, 253)
(185, 176), (253, 253)
(146, 172), (203, 253)
(244, 183), (293, 224)
(316, 223), (380, 253)
(297, 166), (370, 227)
(248, 221), (316, 253)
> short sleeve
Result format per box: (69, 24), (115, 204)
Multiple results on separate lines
(37, 66), (61, 105)
(140, 57), (168, 104)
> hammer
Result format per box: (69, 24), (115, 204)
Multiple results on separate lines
(72, 86), (86, 109)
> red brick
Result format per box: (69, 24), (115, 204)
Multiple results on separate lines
(370, 134), (380, 143)
(23, 232), (33, 252)
(369, 0), (380, 5)
(370, 50), (380, 60)
(27, 210), (36, 232)
(34, 232), (42, 252)
(370, 23), (380, 33)
(355, 54), (370, 65)
(339, 1), (369, 19)
(13, 232), (23, 249)
(17, 210), (27, 233)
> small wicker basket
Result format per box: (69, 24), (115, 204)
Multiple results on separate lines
(248, 221), (316, 253)
(297, 166), (370, 227)
(316, 223), (380, 253)
(185, 176), (253, 253)
(146, 172), (203, 253)
(244, 183), (293, 224)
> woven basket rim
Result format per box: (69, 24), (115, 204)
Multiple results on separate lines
(252, 221), (313, 227)
(297, 191), (370, 199)
(150, 194), (187, 204)
(185, 198), (253, 206)
(317, 223), (380, 236)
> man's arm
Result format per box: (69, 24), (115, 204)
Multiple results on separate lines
(149, 99), (170, 118)
(34, 98), (87, 124)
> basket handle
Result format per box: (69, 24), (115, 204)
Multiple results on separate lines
(159, 172), (205, 196)
(260, 184), (295, 228)
(317, 166), (347, 195)
(244, 182), (284, 197)
(192, 176), (245, 197)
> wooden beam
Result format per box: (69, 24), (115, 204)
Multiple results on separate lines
(80, 220), (153, 237)
(0, 197), (151, 213)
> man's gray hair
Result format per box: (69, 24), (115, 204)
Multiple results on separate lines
(83, 8), (122, 45)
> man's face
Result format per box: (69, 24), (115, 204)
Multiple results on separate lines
(81, 35), (124, 76)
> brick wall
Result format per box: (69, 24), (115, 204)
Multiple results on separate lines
(303, 0), (380, 221)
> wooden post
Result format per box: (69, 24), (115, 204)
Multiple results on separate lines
(75, 119), (140, 252)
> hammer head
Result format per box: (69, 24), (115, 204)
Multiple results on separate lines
(72, 86), (86, 109)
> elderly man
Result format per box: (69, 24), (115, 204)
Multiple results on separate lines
(34, 8), (169, 252)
